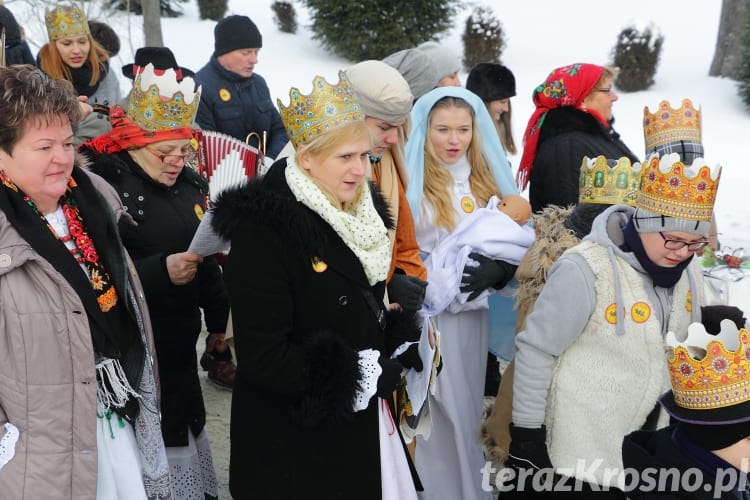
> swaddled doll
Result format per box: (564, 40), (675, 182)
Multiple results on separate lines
(498, 194), (531, 226)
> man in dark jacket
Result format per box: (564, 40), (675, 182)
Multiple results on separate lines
(0, 5), (35, 66)
(194, 15), (288, 161)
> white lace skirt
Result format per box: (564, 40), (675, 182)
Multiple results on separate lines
(96, 410), (148, 499)
(166, 429), (218, 500)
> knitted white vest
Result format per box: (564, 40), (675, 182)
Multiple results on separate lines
(545, 241), (700, 489)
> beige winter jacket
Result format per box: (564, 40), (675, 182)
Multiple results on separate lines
(0, 170), (159, 499)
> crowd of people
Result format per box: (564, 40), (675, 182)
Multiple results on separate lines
(0, 4), (744, 500)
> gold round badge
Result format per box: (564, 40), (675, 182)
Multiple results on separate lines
(605, 303), (618, 325)
(460, 196), (475, 213)
(312, 256), (328, 273)
(685, 291), (693, 312)
(631, 302), (651, 323)
(219, 88), (232, 102)
(194, 204), (204, 220)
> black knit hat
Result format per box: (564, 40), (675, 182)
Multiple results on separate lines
(214, 15), (262, 56)
(122, 46), (195, 81)
(466, 62), (516, 101)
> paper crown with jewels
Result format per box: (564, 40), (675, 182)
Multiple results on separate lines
(45, 4), (90, 42)
(636, 153), (720, 222)
(578, 156), (642, 206)
(661, 320), (750, 424)
(277, 71), (363, 149)
(643, 99), (703, 160)
(126, 63), (201, 132)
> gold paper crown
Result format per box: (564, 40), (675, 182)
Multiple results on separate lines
(277, 71), (363, 149)
(578, 156), (642, 206)
(666, 321), (750, 411)
(637, 153), (720, 222)
(45, 4), (89, 42)
(643, 99), (702, 154)
(127, 63), (201, 132)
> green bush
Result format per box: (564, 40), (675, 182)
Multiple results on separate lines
(107, 0), (185, 17)
(610, 22), (664, 92)
(197, 0), (228, 21)
(462, 6), (504, 71)
(738, 7), (750, 107)
(300, 0), (463, 61)
(272, 1), (297, 34)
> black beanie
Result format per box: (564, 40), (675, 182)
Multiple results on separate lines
(466, 62), (516, 101)
(679, 420), (750, 451)
(214, 15), (262, 56)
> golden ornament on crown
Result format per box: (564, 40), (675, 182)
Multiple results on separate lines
(277, 70), (363, 149)
(126, 63), (201, 132)
(45, 4), (90, 42)
(666, 322), (750, 411)
(643, 98), (702, 154)
(578, 156), (642, 206)
(637, 153), (720, 222)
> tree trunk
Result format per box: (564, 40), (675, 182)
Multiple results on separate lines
(709, 0), (749, 78)
(142, 0), (163, 46)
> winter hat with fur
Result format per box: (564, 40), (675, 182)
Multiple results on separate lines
(346, 60), (413, 123)
(466, 62), (516, 102)
(214, 15), (262, 56)
(382, 48), (439, 101)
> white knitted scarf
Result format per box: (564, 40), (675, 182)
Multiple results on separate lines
(286, 160), (391, 285)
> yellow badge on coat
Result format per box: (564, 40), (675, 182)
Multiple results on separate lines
(312, 256), (328, 273)
(605, 303), (618, 324)
(219, 88), (232, 102)
(194, 204), (204, 220)
(460, 196), (475, 213)
(685, 290), (693, 312)
(631, 302), (651, 323)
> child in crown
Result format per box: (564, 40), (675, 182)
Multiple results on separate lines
(504, 153), (721, 497)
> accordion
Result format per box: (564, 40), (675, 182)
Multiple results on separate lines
(196, 130), (262, 204)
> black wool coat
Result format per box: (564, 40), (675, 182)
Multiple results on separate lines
(528, 106), (640, 213)
(211, 160), (421, 500)
(84, 149), (229, 446)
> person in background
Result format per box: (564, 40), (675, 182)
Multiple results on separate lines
(212, 71), (421, 499)
(88, 19), (120, 58)
(194, 15), (288, 162)
(0, 5), (34, 66)
(0, 64), (169, 499)
(79, 63), (228, 498)
(38, 4), (121, 146)
(516, 63), (638, 213)
(383, 40), (461, 102)
(405, 86), (519, 500)
(622, 308), (750, 499)
(466, 61), (519, 398)
(505, 153), (720, 497)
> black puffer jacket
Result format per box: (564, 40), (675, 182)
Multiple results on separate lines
(83, 149), (229, 446)
(528, 107), (639, 213)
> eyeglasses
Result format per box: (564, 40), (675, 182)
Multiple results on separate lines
(658, 232), (709, 252)
(144, 146), (197, 164)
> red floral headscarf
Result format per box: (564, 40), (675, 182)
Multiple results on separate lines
(516, 63), (608, 190)
(82, 105), (195, 154)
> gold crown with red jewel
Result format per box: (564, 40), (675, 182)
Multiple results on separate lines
(578, 156), (642, 206)
(127, 63), (201, 132)
(643, 98), (702, 154)
(45, 4), (90, 42)
(277, 70), (363, 149)
(637, 153), (721, 222)
(665, 321), (750, 412)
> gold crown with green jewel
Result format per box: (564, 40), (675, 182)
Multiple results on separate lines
(277, 70), (363, 149)
(578, 155), (642, 206)
(45, 4), (90, 42)
(126, 63), (201, 132)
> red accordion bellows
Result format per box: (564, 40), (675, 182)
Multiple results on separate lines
(196, 130), (261, 204)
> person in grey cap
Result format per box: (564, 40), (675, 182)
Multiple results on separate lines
(383, 41), (461, 101)
(194, 15), (288, 160)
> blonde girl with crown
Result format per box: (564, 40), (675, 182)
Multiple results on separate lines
(404, 86), (521, 500)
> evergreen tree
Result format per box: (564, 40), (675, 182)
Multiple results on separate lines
(738, 6), (750, 107)
(610, 22), (663, 92)
(300, 0), (463, 61)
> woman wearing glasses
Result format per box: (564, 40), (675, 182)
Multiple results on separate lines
(503, 153), (720, 497)
(80, 64), (228, 499)
(516, 63), (638, 213)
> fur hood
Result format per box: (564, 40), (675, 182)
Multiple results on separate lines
(211, 159), (394, 258)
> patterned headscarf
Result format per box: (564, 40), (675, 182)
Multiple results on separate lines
(81, 105), (195, 154)
(516, 63), (608, 190)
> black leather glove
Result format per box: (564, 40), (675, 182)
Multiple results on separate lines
(396, 343), (423, 372)
(506, 423), (553, 471)
(460, 252), (518, 301)
(701, 305), (747, 334)
(387, 273), (428, 311)
(376, 355), (402, 398)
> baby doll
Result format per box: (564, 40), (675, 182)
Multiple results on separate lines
(498, 194), (531, 225)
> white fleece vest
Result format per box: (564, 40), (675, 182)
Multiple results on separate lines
(545, 241), (700, 488)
